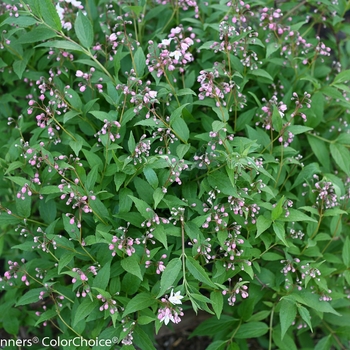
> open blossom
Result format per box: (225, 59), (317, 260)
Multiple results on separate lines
(169, 50), (182, 61)
(168, 289), (184, 305)
(157, 306), (183, 325)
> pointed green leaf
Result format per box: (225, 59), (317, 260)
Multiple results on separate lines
(271, 196), (285, 221)
(16, 288), (45, 306)
(307, 135), (330, 172)
(279, 299), (297, 339)
(73, 298), (99, 327)
(143, 167), (158, 189)
(92, 261), (111, 290)
(74, 11), (94, 48)
(134, 46), (146, 77)
(256, 215), (272, 237)
(129, 195), (153, 220)
(343, 236), (350, 268)
(40, 0), (62, 31)
(234, 322), (269, 338)
(297, 305), (313, 331)
(122, 293), (156, 317)
(273, 222), (289, 246)
(210, 291), (223, 319)
(172, 117), (189, 142)
(330, 143), (350, 175)
(36, 40), (84, 52)
(186, 256), (216, 288)
(157, 258), (182, 298)
(121, 255), (142, 280)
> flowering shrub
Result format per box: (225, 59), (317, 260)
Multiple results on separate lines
(0, 0), (350, 349)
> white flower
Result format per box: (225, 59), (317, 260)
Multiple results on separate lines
(56, 4), (64, 21)
(171, 27), (182, 34)
(148, 91), (157, 99)
(109, 33), (117, 42)
(168, 289), (184, 305)
(63, 22), (72, 31)
(169, 50), (182, 61)
(161, 38), (172, 46)
(66, 0), (83, 7)
(160, 308), (173, 325)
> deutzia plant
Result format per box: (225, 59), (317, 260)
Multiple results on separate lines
(0, 0), (350, 349)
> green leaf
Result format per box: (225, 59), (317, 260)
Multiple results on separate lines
(92, 261), (111, 291)
(273, 329), (297, 350)
(266, 42), (280, 58)
(133, 325), (157, 350)
(287, 125), (313, 135)
(279, 299), (297, 339)
(297, 305), (313, 331)
(176, 144), (191, 159)
(307, 134), (331, 172)
(279, 209), (317, 223)
(122, 293), (156, 317)
(128, 132), (136, 153)
(256, 215), (272, 237)
(16, 194), (31, 218)
(134, 46), (146, 77)
(292, 163), (320, 189)
(249, 69), (273, 83)
(0, 213), (20, 225)
(143, 167), (158, 189)
(0, 16), (38, 28)
(36, 40), (84, 52)
(129, 195), (153, 220)
(121, 255), (143, 280)
(13, 59), (28, 79)
(273, 222), (289, 246)
(172, 117), (189, 142)
(86, 164), (99, 191)
(152, 226), (168, 249)
(284, 291), (341, 315)
(330, 143), (350, 175)
(210, 291), (223, 319)
(314, 336), (332, 350)
(262, 252), (284, 261)
(89, 197), (109, 222)
(186, 256), (216, 288)
(16, 288), (45, 306)
(157, 258), (182, 298)
(35, 309), (57, 327)
(271, 196), (285, 221)
(234, 322), (269, 338)
(40, 185), (62, 195)
(74, 11), (94, 48)
(40, 0), (62, 31)
(212, 106), (229, 122)
(17, 25), (57, 44)
(333, 69), (350, 84)
(153, 187), (165, 209)
(39, 199), (57, 224)
(58, 252), (75, 274)
(73, 298), (99, 327)
(69, 139), (83, 156)
(343, 236), (350, 268)
(272, 105), (283, 132)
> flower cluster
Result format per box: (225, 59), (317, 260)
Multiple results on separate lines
(97, 294), (118, 315)
(223, 278), (249, 306)
(109, 225), (141, 257)
(146, 26), (195, 79)
(158, 289), (184, 325)
(0, 259), (29, 288)
(197, 67), (234, 107)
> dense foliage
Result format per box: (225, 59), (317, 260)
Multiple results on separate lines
(0, 0), (350, 349)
